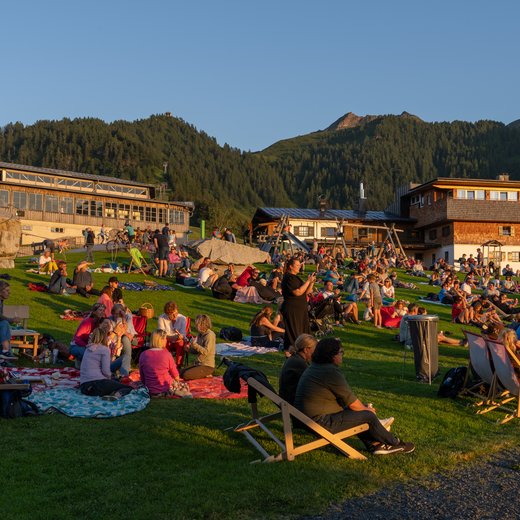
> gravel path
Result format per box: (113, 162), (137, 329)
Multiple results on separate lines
(305, 447), (520, 520)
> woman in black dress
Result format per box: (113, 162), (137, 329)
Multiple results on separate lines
(280, 257), (316, 353)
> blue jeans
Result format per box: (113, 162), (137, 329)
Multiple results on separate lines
(110, 336), (132, 376)
(69, 343), (86, 360)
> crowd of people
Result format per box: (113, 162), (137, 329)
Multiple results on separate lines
(4, 233), (520, 456)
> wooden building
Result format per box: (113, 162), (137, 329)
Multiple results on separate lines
(399, 175), (520, 269)
(0, 162), (192, 247)
(251, 207), (415, 252)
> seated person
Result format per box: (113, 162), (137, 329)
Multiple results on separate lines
(198, 262), (219, 289)
(501, 275), (517, 293)
(69, 303), (107, 362)
(249, 305), (285, 348)
(267, 265), (283, 292)
(180, 314), (215, 380)
(79, 327), (133, 399)
(47, 261), (72, 295)
(0, 281), (18, 360)
(278, 334), (317, 405)
(502, 264), (515, 277)
(157, 301), (188, 368)
(166, 247), (182, 276)
(381, 300), (407, 328)
(380, 278), (396, 303)
(235, 266), (255, 287)
(107, 304), (135, 377)
(483, 282), (500, 300)
(438, 282), (454, 305)
(316, 281), (359, 325)
(399, 303), (419, 349)
(97, 286), (114, 318)
(451, 295), (472, 324)
(139, 329), (185, 395)
(323, 263), (343, 288)
(495, 293), (520, 315)
(72, 261), (101, 298)
(294, 337), (415, 455)
(38, 250), (58, 274)
(212, 274), (236, 301)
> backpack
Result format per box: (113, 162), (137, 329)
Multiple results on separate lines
(219, 326), (243, 342)
(1, 389), (39, 419)
(437, 366), (467, 398)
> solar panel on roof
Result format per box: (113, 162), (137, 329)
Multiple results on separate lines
(258, 207), (411, 222)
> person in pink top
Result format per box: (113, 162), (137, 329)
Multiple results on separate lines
(139, 329), (191, 397)
(97, 286), (114, 318)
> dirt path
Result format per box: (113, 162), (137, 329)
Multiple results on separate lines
(305, 447), (520, 520)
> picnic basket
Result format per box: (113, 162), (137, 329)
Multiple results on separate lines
(139, 303), (154, 319)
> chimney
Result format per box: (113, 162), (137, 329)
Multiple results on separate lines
(497, 173), (510, 181)
(318, 195), (328, 216)
(358, 182), (367, 214)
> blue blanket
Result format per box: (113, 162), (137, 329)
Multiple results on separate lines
(29, 386), (150, 418)
(119, 282), (175, 291)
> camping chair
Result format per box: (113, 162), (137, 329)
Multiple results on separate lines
(132, 315), (149, 360)
(128, 246), (149, 275)
(231, 375), (368, 463)
(461, 331), (508, 413)
(486, 339), (520, 424)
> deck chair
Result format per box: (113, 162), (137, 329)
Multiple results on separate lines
(461, 331), (508, 413)
(128, 247), (149, 275)
(232, 375), (368, 463)
(486, 340), (520, 424)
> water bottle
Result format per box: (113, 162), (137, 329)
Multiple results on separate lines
(52, 348), (59, 364)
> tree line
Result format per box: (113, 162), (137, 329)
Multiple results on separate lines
(2, 114), (520, 228)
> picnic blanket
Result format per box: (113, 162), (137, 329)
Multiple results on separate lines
(216, 343), (276, 357)
(29, 386), (150, 418)
(233, 286), (270, 305)
(60, 309), (90, 321)
(127, 371), (249, 399)
(418, 298), (451, 306)
(12, 367), (80, 392)
(119, 282), (175, 291)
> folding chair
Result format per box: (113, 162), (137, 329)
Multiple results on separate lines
(486, 339), (520, 424)
(461, 331), (508, 413)
(232, 376), (368, 463)
(128, 246), (149, 275)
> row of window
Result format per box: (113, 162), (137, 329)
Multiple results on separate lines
(428, 225), (514, 241)
(4, 170), (149, 198)
(456, 189), (518, 201)
(293, 226), (373, 239)
(0, 189), (185, 224)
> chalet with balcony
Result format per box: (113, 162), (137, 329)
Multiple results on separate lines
(400, 175), (520, 268)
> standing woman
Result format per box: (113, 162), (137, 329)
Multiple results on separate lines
(280, 257), (316, 353)
(181, 314), (216, 380)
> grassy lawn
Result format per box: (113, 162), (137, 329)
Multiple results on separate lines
(1, 250), (518, 520)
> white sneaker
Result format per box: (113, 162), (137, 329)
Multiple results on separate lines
(0, 351), (18, 360)
(379, 417), (395, 431)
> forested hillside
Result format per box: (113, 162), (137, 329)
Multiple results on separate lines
(2, 113), (520, 226)
(261, 116), (520, 210)
(0, 115), (292, 227)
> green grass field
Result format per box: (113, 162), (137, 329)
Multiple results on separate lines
(1, 250), (518, 520)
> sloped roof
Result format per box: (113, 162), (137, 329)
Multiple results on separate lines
(255, 207), (412, 222)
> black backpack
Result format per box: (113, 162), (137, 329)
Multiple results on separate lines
(437, 367), (467, 398)
(1, 389), (39, 419)
(219, 326), (243, 342)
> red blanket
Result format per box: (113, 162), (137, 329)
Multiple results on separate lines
(128, 370), (248, 399)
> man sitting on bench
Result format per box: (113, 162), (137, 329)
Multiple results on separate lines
(294, 337), (415, 456)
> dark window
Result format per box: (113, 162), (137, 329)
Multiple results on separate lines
(90, 200), (103, 217)
(13, 191), (27, 209)
(428, 229), (437, 240)
(60, 197), (73, 214)
(45, 195), (59, 213)
(75, 199), (89, 216)
(442, 226), (450, 237)
(499, 226), (513, 236)
(320, 227), (335, 237)
(0, 190), (9, 208)
(295, 226), (312, 237)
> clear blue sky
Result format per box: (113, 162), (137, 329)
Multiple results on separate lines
(2, 0), (519, 151)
